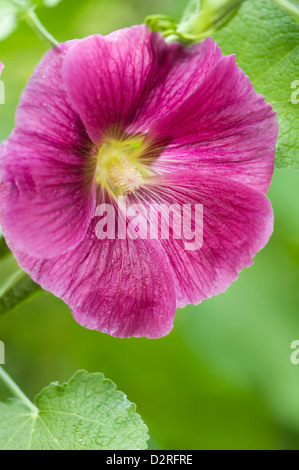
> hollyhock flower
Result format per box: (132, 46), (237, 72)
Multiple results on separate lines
(0, 25), (278, 338)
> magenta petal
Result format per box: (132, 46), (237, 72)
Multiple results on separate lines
(63, 25), (160, 143)
(126, 36), (223, 133)
(151, 55), (278, 194)
(0, 42), (96, 258)
(63, 29), (223, 141)
(0, 182), (9, 219)
(11, 219), (176, 338)
(138, 171), (273, 308)
(15, 42), (85, 152)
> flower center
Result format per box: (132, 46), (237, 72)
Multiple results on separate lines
(95, 135), (150, 195)
(109, 157), (143, 192)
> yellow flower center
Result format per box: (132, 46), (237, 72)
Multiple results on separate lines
(95, 135), (151, 196)
(109, 157), (143, 192)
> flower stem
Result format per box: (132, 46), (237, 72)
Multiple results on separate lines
(23, 8), (59, 48)
(0, 366), (38, 414)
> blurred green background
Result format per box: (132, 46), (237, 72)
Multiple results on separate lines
(1, 0), (299, 450)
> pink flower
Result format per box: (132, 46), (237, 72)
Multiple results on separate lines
(0, 26), (278, 338)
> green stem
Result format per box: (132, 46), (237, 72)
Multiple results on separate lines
(0, 366), (38, 414)
(273, 0), (299, 19)
(23, 8), (59, 48)
(0, 235), (10, 260)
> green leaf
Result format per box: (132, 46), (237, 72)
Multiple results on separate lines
(0, 370), (149, 450)
(272, 0), (299, 22)
(0, 267), (42, 316)
(213, 0), (299, 168)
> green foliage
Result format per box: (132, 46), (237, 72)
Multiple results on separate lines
(213, 0), (299, 168)
(272, 0), (299, 21)
(0, 370), (149, 450)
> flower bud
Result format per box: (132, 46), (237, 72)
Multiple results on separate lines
(177, 0), (244, 42)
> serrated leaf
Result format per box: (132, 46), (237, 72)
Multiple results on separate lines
(0, 267), (42, 316)
(0, 370), (149, 450)
(213, 0), (299, 168)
